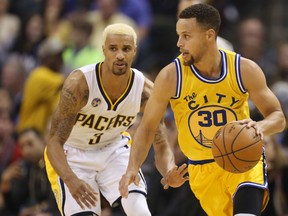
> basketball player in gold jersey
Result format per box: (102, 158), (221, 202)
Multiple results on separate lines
(120, 4), (286, 216)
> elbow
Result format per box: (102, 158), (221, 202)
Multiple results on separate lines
(280, 116), (287, 132)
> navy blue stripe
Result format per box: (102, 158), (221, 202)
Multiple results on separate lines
(171, 58), (181, 99)
(113, 70), (135, 111)
(190, 50), (227, 83)
(60, 178), (66, 216)
(188, 159), (215, 165)
(235, 54), (246, 93)
(72, 211), (99, 216)
(95, 63), (112, 110)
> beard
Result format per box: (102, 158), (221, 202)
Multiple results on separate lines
(112, 62), (128, 76)
(183, 56), (195, 66)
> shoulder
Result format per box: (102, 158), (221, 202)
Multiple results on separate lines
(239, 57), (267, 91)
(156, 62), (177, 84)
(63, 70), (88, 94)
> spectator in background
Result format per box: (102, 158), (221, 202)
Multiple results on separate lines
(0, 89), (21, 213)
(275, 41), (288, 83)
(90, 0), (152, 43)
(17, 38), (65, 135)
(119, 0), (152, 42)
(43, 0), (79, 45)
(236, 16), (277, 86)
(0, 0), (20, 68)
(0, 128), (60, 216)
(0, 88), (20, 176)
(8, 0), (45, 21)
(10, 14), (46, 74)
(271, 81), (288, 149)
(86, 0), (136, 50)
(0, 55), (26, 124)
(62, 19), (103, 72)
(261, 135), (288, 216)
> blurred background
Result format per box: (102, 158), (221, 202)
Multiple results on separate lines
(0, 0), (287, 215)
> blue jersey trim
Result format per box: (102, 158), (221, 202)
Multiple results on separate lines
(188, 158), (215, 165)
(235, 54), (247, 93)
(171, 58), (182, 99)
(190, 50), (227, 83)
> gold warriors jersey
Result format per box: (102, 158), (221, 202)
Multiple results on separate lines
(66, 62), (145, 150)
(170, 49), (250, 161)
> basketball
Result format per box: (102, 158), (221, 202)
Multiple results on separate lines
(212, 121), (263, 173)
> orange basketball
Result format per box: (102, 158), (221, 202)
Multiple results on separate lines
(212, 121), (263, 173)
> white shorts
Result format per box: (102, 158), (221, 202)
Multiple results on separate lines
(45, 137), (147, 215)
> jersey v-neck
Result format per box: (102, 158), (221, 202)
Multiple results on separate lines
(95, 63), (135, 111)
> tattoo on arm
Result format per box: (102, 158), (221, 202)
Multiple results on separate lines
(154, 122), (168, 145)
(50, 87), (80, 143)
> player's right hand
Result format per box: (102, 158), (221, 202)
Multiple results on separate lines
(65, 176), (98, 209)
(161, 163), (189, 189)
(119, 170), (140, 198)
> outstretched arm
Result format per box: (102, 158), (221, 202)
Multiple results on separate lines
(119, 64), (188, 197)
(46, 70), (97, 209)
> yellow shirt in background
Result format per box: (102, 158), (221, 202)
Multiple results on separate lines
(17, 66), (64, 134)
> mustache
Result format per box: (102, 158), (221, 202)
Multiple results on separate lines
(114, 61), (127, 65)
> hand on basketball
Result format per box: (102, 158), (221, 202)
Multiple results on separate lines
(161, 164), (189, 189)
(65, 176), (98, 209)
(236, 118), (263, 139)
(119, 170), (140, 198)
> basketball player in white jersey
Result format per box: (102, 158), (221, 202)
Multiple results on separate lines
(44, 23), (186, 216)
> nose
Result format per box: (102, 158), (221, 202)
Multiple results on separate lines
(116, 51), (124, 60)
(177, 37), (182, 48)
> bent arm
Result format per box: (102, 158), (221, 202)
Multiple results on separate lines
(46, 70), (89, 181)
(241, 58), (286, 135)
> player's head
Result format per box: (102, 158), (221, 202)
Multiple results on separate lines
(178, 3), (220, 34)
(176, 3), (221, 65)
(102, 23), (137, 76)
(177, 0), (207, 17)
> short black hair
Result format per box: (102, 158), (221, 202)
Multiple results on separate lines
(179, 3), (221, 34)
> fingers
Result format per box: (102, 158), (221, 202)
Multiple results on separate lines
(177, 163), (188, 176)
(237, 119), (264, 139)
(119, 173), (140, 198)
(119, 174), (131, 198)
(72, 184), (98, 209)
(160, 177), (169, 190)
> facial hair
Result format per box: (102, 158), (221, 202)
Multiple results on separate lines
(183, 56), (195, 66)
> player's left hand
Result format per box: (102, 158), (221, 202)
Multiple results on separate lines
(160, 163), (189, 189)
(119, 170), (140, 198)
(236, 118), (263, 139)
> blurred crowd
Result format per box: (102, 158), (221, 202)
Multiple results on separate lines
(0, 0), (288, 215)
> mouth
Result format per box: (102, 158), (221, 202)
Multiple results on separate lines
(114, 62), (127, 69)
(181, 51), (189, 58)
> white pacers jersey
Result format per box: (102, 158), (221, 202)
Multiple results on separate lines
(66, 62), (145, 150)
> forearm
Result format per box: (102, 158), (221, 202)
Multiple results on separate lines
(127, 125), (155, 172)
(259, 110), (286, 136)
(46, 137), (76, 181)
(153, 123), (175, 177)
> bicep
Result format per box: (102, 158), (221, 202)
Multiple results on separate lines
(49, 71), (88, 143)
(241, 58), (282, 117)
(141, 64), (176, 131)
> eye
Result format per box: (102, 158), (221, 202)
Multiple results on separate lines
(109, 47), (117, 51)
(184, 34), (190, 39)
(123, 47), (132, 52)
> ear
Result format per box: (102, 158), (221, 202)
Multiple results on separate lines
(206, 29), (216, 41)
